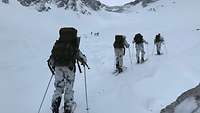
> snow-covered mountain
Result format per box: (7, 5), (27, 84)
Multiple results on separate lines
(161, 84), (200, 113)
(2, 0), (159, 13)
(1, 0), (200, 113)
(15, 0), (105, 13)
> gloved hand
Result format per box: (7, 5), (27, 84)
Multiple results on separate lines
(127, 44), (130, 48)
(83, 55), (87, 63)
(80, 55), (87, 66)
(48, 58), (55, 68)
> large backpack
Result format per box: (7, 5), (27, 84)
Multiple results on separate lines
(154, 35), (160, 43)
(154, 34), (164, 43)
(50, 27), (80, 66)
(134, 33), (143, 44)
(113, 35), (125, 48)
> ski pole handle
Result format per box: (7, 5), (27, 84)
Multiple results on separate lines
(47, 59), (55, 75)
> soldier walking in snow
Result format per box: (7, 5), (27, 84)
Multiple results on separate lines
(48, 27), (87, 113)
(132, 33), (148, 64)
(154, 33), (164, 55)
(113, 35), (130, 73)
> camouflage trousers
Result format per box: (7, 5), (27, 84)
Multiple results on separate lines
(135, 43), (145, 60)
(155, 42), (162, 54)
(52, 66), (75, 112)
(114, 48), (124, 70)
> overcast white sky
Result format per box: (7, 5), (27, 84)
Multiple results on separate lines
(99, 0), (133, 6)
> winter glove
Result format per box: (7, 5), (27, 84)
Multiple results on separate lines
(47, 57), (55, 75)
(48, 57), (55, 69)
(80, 55), (87, 65)
(127, 44), (130, 48)
(78, 51), (87, 66)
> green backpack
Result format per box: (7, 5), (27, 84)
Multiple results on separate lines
(51, 27), (80, 66)
(155, 34), (162, 43)
(134, 33), (143, 44)
(113, 35), (125, 48)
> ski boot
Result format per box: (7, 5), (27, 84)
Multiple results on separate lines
(137, 57), (140, 64)
(64, 101), (76, 113)
(118, 67), (123, 73)
(116, 63), (122, 73)
(141, 57), (144, 63)
(52, 97), (61, 113)
(157, 50), (161, 55)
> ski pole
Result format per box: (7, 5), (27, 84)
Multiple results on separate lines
(83, 66), (90, 113)
(132, 44), (136, 62)
(163, 43), (168, 55)
(152, 44), (155, 56)
(37, 74), (54, 113)
(77, 60), (82, 73)
(146, 44), (149, 59)
(128, 48), (133, 64)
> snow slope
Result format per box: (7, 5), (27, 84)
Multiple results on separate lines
(0, 0), (200, 113)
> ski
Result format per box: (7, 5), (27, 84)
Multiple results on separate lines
(140, 59), (148, 64)
(114, 66), (127, 76)
(135, 59), (148, 64)
(112, 70), (118, 74)
(155, 53), (163, 55)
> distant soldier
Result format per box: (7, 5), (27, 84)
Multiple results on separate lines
(113, 35), (130, 73)
(2, 0), (9, 4)
(132, 33), (148, 64)
(154, 33), (164, 55)
(96, 32), (99, 36)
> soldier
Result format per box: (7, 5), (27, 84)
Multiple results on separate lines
(132, 33), (148, 63)
(154, 33), (164, 55)
(48, 27), (87, 113)
(113, 35), (130, 73)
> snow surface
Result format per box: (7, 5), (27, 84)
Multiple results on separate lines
(0, 0), (200, 113)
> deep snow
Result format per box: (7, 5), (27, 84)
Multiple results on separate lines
(0, 0), (200, 113)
